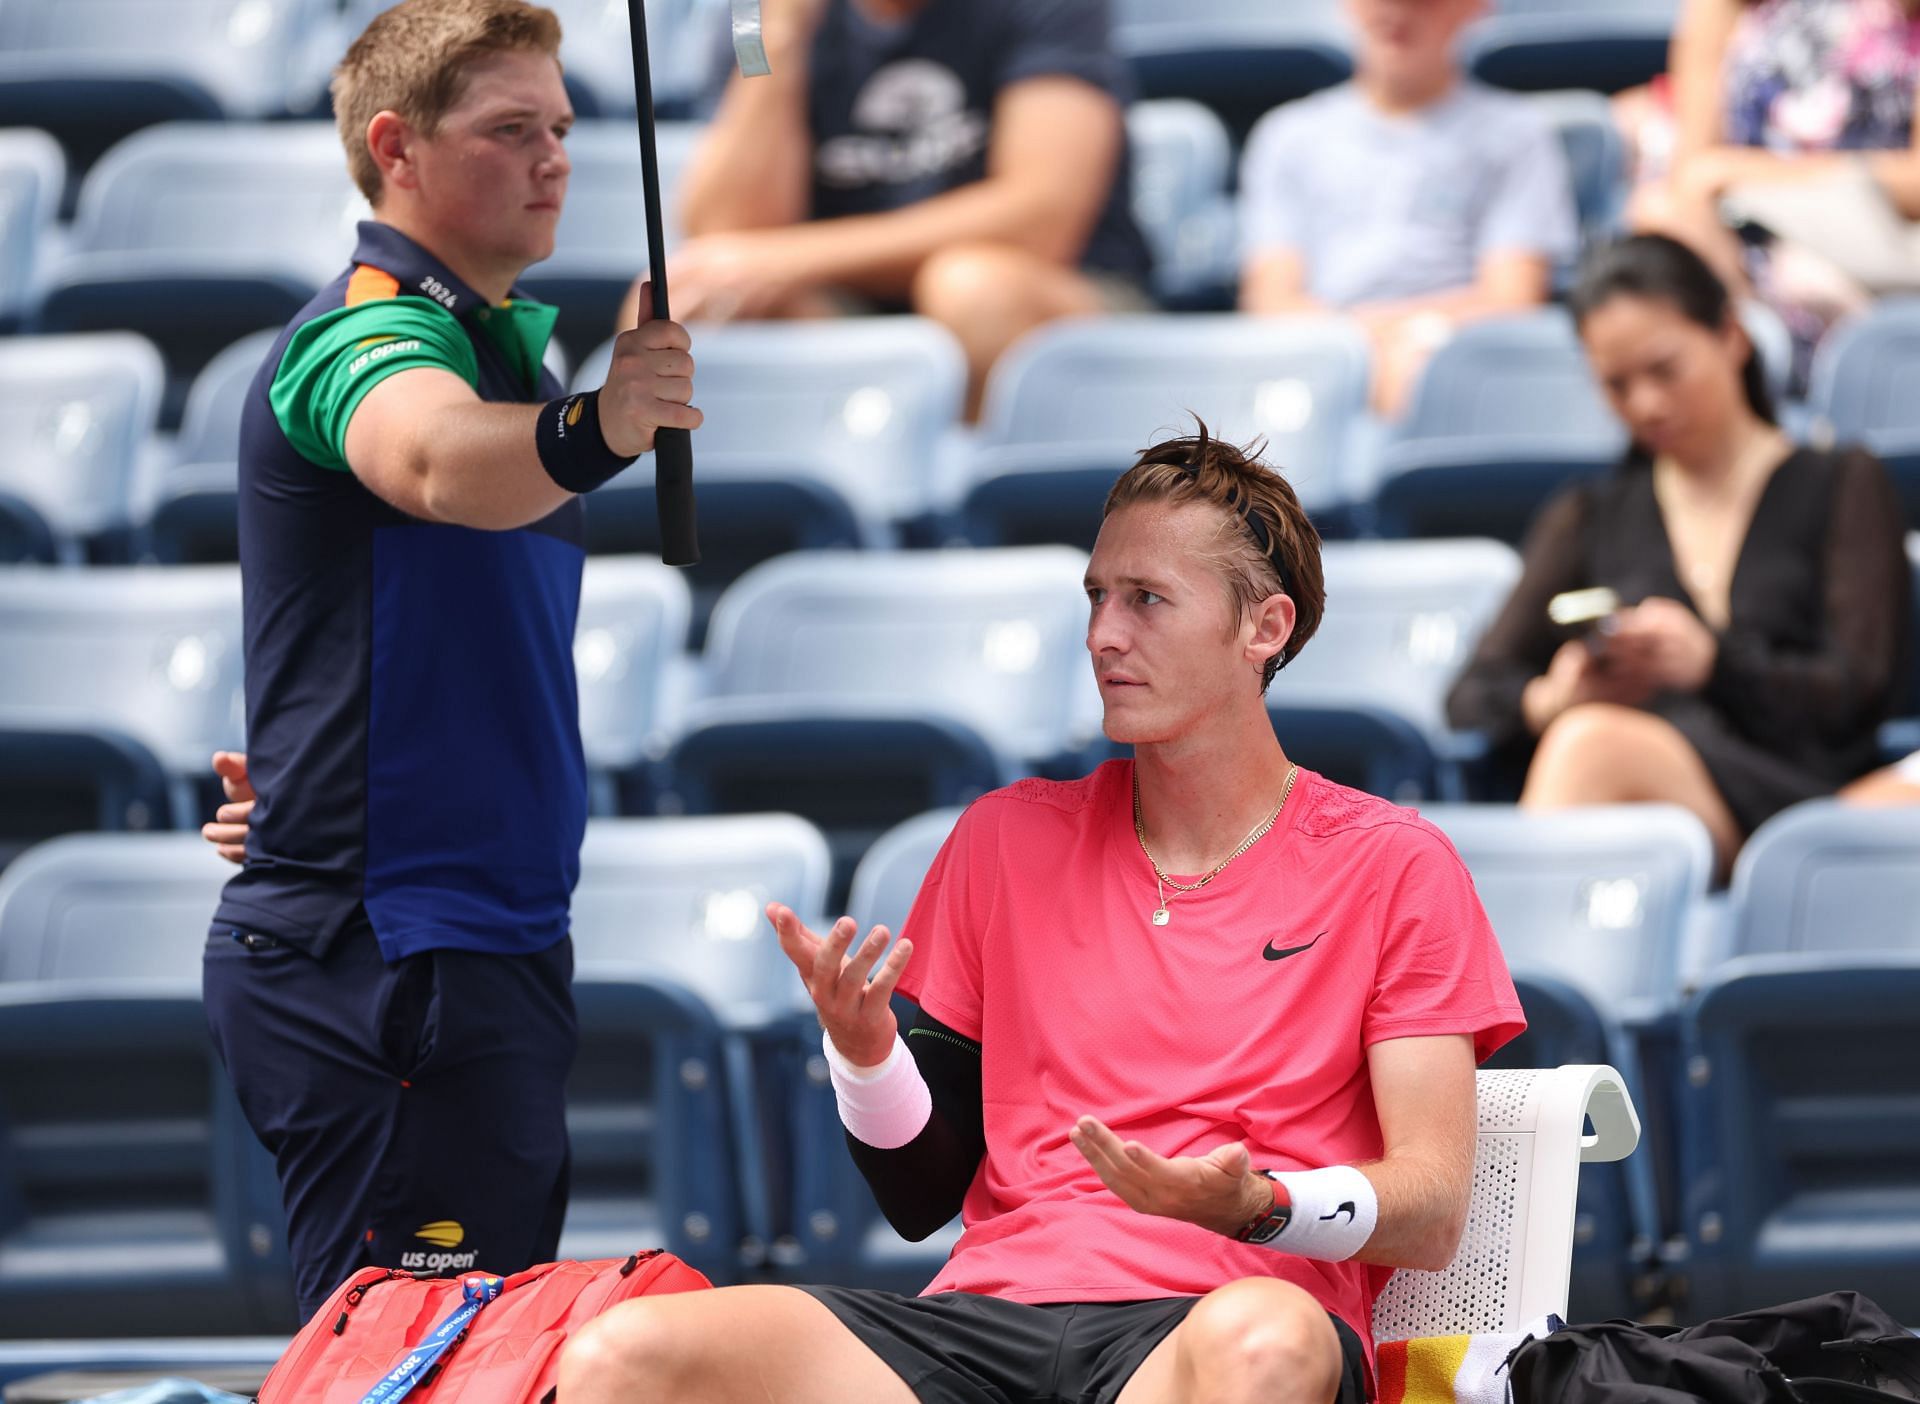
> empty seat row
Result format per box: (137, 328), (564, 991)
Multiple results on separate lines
(7, 282), (1898, 588)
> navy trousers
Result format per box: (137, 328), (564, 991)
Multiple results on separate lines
(203, 921), (577, 1321)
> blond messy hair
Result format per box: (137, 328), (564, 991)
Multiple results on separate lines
(1103, 422), (1326, 691)
(331, 0), (564, 203)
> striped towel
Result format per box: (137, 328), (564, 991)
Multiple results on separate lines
(1375, 1315), (1564, 1404)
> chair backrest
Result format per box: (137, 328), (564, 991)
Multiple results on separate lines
(700, 548), (1099, 762)
(0, 565), (244, 772)
(569, 814), (832, 1025)
(1396, 309), (1622, 448)
(0, 0), (327, 116)
(847, 807), (965, 933)
(1419, 803), (1714, 1020)
(1273, 539), (1521, 736)
(542, 119), (704, 270)
(575, 555), (694, 772)
(0, 129), (62, 322)
(1810, 296), (1920, 450)
(575, 318), (966, 526)
(1372, 1064), (1640, 1342)
(975, 313), (1371, 514)
(171, 329), (278, 470)
(1125, 100), (1235, 299)
(1526, 89), (1625, 238)
(1724, 799), (1920, 961)
(64, 123), (361, 279)
(0, 833), (228, 982)
(0, 333), (162, 538)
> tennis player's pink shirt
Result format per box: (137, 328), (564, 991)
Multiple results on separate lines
(894, 760), (1525, 1362)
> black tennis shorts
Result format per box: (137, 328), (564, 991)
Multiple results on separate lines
(800, 1286), (1369, 1404)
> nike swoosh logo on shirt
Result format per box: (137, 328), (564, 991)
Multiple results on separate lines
(1262, 933), (1325, 962)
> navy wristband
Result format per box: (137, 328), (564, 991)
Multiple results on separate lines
(535, 390), (639, 494)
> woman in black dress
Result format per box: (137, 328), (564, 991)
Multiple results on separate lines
(1446, 234), (1910, 875)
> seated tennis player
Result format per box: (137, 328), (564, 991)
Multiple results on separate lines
(556, 427), (1525, 1404)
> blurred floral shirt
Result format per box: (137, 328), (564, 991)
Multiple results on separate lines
(1725, 0), (1920, 151)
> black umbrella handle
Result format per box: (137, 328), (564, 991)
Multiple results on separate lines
(626, 0), (699, 566)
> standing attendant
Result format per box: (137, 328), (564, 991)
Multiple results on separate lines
(200, 0), (699, 1320)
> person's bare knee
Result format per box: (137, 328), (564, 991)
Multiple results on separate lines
(558, 1299), (690, 1402)
(1523, 701), (1646, 804)
(1170, 1280), (1343, 1404)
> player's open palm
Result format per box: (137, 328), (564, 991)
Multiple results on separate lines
(1070, 1118), (1265, 1236)
(767, 902), (911, 1069)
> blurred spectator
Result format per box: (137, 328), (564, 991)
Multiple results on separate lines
(1625, 0), (1920, 369)
(1237, 0), (1578, 418)
(1842, 749), (1920, 801)
(1447, 235), (1910, 877)
(619, 0), (1154, 418)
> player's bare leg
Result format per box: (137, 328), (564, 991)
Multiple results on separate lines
(558, 1284), (918, 1404)
(1116, 1278), (1345, 1404)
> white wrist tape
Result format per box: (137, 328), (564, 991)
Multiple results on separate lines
(822, 1030), (932, 1150)
(1265, 1165), (1379, 1262)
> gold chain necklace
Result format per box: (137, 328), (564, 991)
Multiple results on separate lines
(1132, 764), (1299, 927)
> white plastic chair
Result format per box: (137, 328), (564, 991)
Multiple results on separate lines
(1372, 1064), (1642, 1343)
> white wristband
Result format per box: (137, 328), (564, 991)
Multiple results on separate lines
(822, 1030), (933, 1150)
(1264, 1165), (1378, 1262)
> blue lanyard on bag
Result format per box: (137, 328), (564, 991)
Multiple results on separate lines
(357, 1274), (504, 1404)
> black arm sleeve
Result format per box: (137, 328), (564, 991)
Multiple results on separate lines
(842, 1005), (985, 1242)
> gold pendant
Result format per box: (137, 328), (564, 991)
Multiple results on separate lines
(1152, 907), (1170, 926)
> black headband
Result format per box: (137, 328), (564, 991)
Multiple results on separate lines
(1183, 462), (1283, 589)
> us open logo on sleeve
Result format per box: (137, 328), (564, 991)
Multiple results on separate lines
(347, 338), (423, 377)
(401, 1220), (479, 1270)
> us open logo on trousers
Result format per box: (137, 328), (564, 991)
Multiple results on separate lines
(401, 1220), (479, 1270)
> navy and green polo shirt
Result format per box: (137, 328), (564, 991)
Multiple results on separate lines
(214, 221), (588, 960)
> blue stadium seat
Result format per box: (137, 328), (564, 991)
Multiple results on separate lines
(0, 832), (226, 981)
(653, 549), (1095, 902)
(1273, 537), (1522, 744)
(1126, 100), (1238, 306)
(1115, 0), (1352, 141)
(569, 814), (830, 1024)
(1265, 702), (1442, 802)
(34, 123), (362, 423)
(569, 813), (834, 1271)
(1678, 954), (1920, 1322)
(1422, 802), (1714, 1315)
(1372, 310), (1625, 542)
(962, 313), (1373, 545)
(576, 316), (961, 542)
(0, 332), (162, 561)
(0, 0), (330, 190)
(561, 976), (747, 1282)
(1720, 800), (1920, 963)
(0, 128), (63, 330)
(1419, 802), (1713, 1023)
(0, 981), (292, 1337)
(0, 566), (245, 847)
(1528, 89), (1627, 246)
(520, 119), (703, 363)
(146, 329), (278, 564)
(1808, 297), (1920, 528)
(575, 556), (694, 811)
(1462, 0), (1679, 94)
